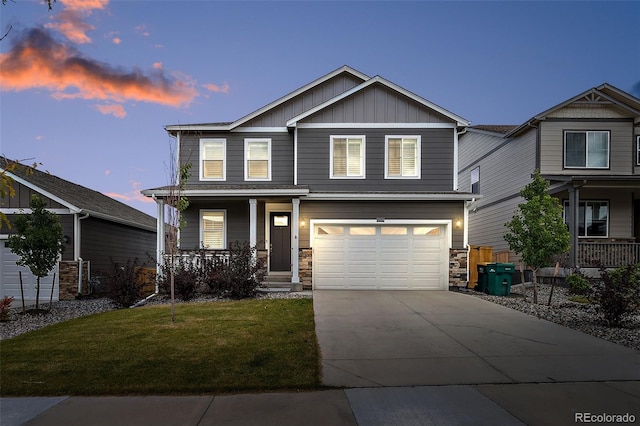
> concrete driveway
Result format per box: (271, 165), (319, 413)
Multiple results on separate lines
(313, 290), (640, 387)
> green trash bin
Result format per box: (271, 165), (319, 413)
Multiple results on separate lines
(486, 263), (515, 296)
(476, 263), (489, 293)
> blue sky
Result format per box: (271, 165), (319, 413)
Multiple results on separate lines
(1, 0), (638, 217)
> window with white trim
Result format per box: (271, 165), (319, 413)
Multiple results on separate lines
(385, 136), (420, 178)
(200, 138), (226, 180)
(564, 131), (609, 168)
(470, 166), (480, 194)
(245, 139), (271, 180)
(563, 200), (608, 238)
(636, 135), (639, 166)
(201, 210), (226, 249)
(331, 136), (365, 178)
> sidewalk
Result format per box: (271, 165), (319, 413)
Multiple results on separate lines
(2, 381), (639, 426)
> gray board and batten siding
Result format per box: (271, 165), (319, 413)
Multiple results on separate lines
(243, 73), (366, 128)
(299, 83), (454, 125)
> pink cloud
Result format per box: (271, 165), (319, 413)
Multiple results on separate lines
(95, 104), (127, 118)
(203, 82), (230, 94)
(112, 37), (121, 45)
(0, 28), (199, 108)
(45, 0), (109, 44)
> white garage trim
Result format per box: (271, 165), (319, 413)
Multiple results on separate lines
(310, 219), (451, 291)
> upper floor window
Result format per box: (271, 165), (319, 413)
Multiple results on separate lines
(385, 136), (420, 179)
(331, 136), (365, 178)
(564, 131), (609, 169)
(470, 167), (480, 194)
(245, 139), (271, 181)
(200, 138), (226, 180)
(563, 200), (608, 238)
(201, 210), (226, 249)
(637, 136), (640, 166)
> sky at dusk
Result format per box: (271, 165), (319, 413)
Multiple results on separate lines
(1, 0), (638, 218)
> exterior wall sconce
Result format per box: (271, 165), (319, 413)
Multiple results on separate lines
(300, 218), (307, 228)
(455, 219), (463, 229)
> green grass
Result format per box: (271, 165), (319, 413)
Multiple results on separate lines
(0, 299), (322, 396)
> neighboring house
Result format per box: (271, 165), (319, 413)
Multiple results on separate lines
(459, 84), (640, 271)
(142, 66), (475, 291)
(1, 158), (157, 303)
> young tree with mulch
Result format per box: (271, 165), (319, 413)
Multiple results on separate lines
(7, 194), (64, 311)
(504, 170), (570, 304)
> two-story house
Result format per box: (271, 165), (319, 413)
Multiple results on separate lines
(459, 84), (640, 272)
(143, 66), (475, 291)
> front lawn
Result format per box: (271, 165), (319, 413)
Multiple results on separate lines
(0, 299), (322, 396)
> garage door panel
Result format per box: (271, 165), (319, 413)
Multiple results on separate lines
(314, 224), (448, 290)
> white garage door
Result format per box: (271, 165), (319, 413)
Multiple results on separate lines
(0, 239), (58, 303)
(313, 223), (448, 290)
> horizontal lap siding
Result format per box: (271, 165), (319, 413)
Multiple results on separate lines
(3, 214), (75, 261)
(181, 201), (251, 250)
(180, 131), (294, 186)
(297, 128), (454, 191)
(459, 128), (537, 254)
(540, 120), (635, 175)
(299, 200), (464, 247)
(80, 217), (156, 276)
(556, 188), (633, 239)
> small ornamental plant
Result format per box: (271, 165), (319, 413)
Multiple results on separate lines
(0, 296), (15, 321)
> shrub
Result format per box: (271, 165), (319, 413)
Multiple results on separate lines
(592, 264), (640, 327)
(157, 254), (201, 301)
(0, 296), (14, 321)
(105, 259), (145, 308)
(209, 241), (266, 299)
(566, 272), (591, 296)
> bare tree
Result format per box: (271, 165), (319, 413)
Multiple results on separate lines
(163, 138), (191, 322)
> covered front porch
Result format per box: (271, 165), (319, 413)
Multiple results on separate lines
(144, 185), (310, 292)
(547, 175), (640, 268)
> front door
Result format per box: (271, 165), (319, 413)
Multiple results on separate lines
(270, 212), (291, 271)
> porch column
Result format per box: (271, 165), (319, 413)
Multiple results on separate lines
(249, 199), (257, 249)
(291, 198), (301, 289)
(568, 186), (580, 268)
(156, 198), (165, 278)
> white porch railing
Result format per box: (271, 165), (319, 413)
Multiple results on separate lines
(163, 250), (230, 267)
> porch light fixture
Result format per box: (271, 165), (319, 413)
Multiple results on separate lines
(300, 218), (307, 228)
(455, 219), (463, 229)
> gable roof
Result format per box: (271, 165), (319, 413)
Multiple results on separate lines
(1, 157), (156, 231)
(506, 83), (640, 138)
(286, 75), (470, 128)
(165, 65), (370, 133)
(468, 125), (518, 135)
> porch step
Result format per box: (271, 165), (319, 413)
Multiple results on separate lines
(262, 275), (292, 289)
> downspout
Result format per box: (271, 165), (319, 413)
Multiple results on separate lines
(75, 212), (89, 294)
(131, 194), (164, 307)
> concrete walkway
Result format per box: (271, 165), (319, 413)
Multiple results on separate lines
(2, 290), (640, 425)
